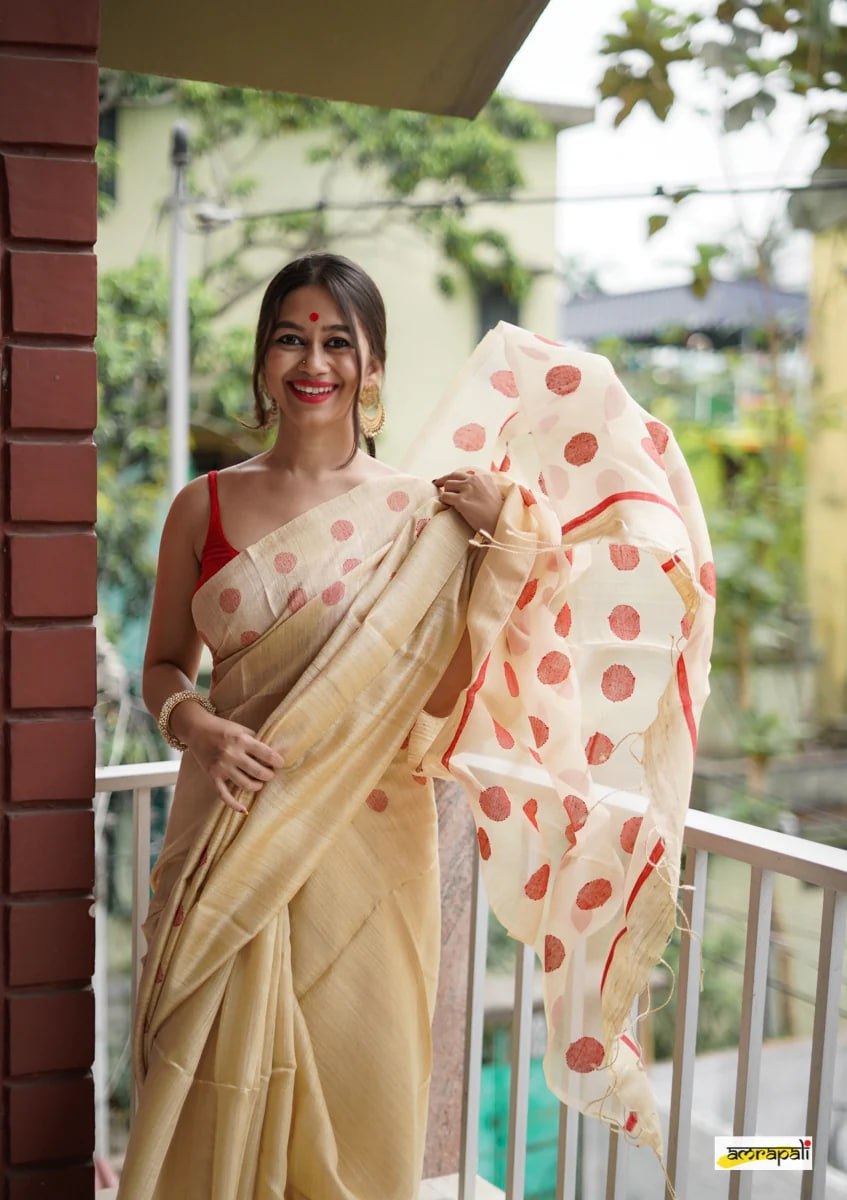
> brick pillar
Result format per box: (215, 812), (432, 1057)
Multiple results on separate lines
(0, 4), (100, 1197)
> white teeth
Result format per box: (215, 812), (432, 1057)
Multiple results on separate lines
(293, 384), (334, 395)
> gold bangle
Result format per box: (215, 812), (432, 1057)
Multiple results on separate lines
(157, 690), (216, 752)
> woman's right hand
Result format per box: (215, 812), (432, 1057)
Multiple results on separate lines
(174, 706), (285, 815)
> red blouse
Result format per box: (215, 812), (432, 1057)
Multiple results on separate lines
(195, 471), (240, 593)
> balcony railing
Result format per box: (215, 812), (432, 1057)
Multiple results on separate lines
(94, 758), (847, 1200)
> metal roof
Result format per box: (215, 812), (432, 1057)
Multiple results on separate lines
(100, 0), (552, 119)
(560, 279), (808, 346)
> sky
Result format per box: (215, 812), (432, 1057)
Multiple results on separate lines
(499, 0), (823, 294)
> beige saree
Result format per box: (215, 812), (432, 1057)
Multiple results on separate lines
(118, 323), (714, 1199)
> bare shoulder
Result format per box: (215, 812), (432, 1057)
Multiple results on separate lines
(165, 474), (212, 559)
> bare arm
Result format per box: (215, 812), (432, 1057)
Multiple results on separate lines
(142, 478), (283, 812)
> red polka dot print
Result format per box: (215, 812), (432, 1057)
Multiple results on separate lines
(504, 661), (520, 697)
(537, 471), (548, 496)
(477, 827), (492, 860)
(525, 863), (550, 900)
(545, 935), (566, 972)
(240, 630), (260, 646)
(537, 651), (571, 685)
(609, 544), (640, 571)
(554, 603), (572, 639)
(480, 786), (511, 822)
(602, 664), (636, 702)
(288, 588), (307, 613)
(387, 490), (410, 511)
(563, 794), (588, 831)
(219, 587), (241, 613)
(342, 557), (361, 574)
(564, 432), (599, 466)
(415, 517), (430, 539)
(641, 436), (665, 467)
(609, 604), (640, 641)
(519, 485), (536, 507)
(566, 1036), (604, 1073)
(498, 452), (512, 472)
(620, 816), (642, 854)
(700, 561), (717, 597)
(490, 369), (519, 398)
(625, 1112), (639, 1134)
(452, 423), (486, 452)
(545, 364), (582, 396)
(681, 612), (693, 639)
(646, 420), (669, 455)
(274, 551), (297, 574)
(529, 715), (549, 748)
(586, 732), (614, 765)
(331, 519), (354, 541)
(576, 878), (612, 910)
(516, 578), (538, 610)
(523, 798), (539, 829)
(493, 720), (515, 750)
(366, 789), (389, 812)
(322, 581), (345, 606)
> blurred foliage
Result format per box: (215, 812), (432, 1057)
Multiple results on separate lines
(599, 0), (847, 237)
(96, 258), (263, 643)
(99, 71), (553, 308)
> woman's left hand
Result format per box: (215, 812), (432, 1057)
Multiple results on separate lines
(433, 469), (503, 536)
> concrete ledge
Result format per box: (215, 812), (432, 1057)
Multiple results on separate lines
(98, 1176), (505, 1200)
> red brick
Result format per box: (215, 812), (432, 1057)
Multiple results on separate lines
(9, 345), (97, 430)
(10, 626), (96, 709)
(8, 718), (95, 803)
(7, 1164), (95, 1200)
(6, 156), (97, 243)
(7, 989), (94, 1075)
(10, 250), (96, 335)
(0, 57), (98, 147)
(9, 533), (97, 617)
(0, 1), (100, 49)
(9, 441), (96, 522)
(8, 810), (94, 894)
(7, 897), (95, 987)
(7, 1077), (94, 1164)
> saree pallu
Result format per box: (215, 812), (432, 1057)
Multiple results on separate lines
(119, 322), (714, 1199)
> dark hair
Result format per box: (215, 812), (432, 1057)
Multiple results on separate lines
(251, 253), (387, 458)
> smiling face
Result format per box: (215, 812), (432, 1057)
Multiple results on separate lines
(261, 284), (382, 435)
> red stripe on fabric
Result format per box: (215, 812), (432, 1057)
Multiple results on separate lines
(661, 555), (679, 573)
(625, 838), (665, 916)
(441, 653), (491, 771)
(601, 926), (628, 993)
(677, 653), (697, 751)
(621, 1034), (641, 1059)
(559, 491), (683, 538)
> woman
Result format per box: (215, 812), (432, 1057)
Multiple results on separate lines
(119, 253), (714, 1199)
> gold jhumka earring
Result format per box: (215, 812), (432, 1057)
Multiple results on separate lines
(260, 385), (278, 423)
(359, 382), (385, 438)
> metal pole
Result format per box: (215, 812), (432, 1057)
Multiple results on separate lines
(169, 121), (191, 500)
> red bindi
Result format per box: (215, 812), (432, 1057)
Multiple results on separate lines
(309, 312), (320, 322)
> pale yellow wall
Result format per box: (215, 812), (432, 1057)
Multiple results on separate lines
(96, 103), (560, 467)
(805, 229), (847, 720)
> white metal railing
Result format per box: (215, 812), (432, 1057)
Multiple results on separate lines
(95, 759), (847, 1199)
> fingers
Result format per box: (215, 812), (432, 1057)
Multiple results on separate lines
(214, 777), (248, 815)
(251, 741), (285, 770)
